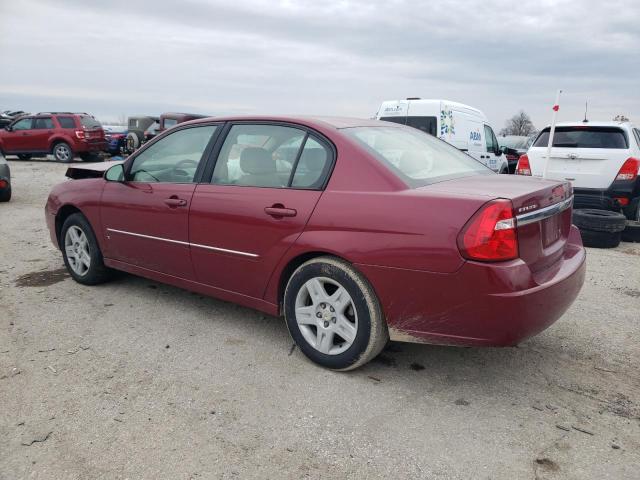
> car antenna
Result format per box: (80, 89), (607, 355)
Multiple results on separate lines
(583, 101), (589, 123)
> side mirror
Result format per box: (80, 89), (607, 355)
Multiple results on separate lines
(105, 163), (125, 182)
(5, 125), (12, 132)
(495, 147), (502, 156)
(500, 145), (508, 153)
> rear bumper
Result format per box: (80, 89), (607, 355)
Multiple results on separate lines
(357, 225), (586, 346)
(574, 177), (640, 213)
(77, 140), (107, 153)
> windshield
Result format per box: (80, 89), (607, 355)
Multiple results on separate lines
(344, 126), (491, 187)
(533, 126), (628, 149)
(498, 136), (529, 149)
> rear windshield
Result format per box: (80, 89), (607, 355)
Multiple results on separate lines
(498, 136), (529, 149)
(533, 126), (628, 149)
(380, 116), (437, 137)
(344, 126), (491, 187)
(80, 116), (101, 129)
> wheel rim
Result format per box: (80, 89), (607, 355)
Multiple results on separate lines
(294, 277), (358, 355)
(55, 144), (70, 161)
(64, 226), (91, 276)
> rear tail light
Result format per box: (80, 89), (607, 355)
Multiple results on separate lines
(457, 199), (518, 262)
(75, 129), (85, 140)
(515, 154), (531, 175)
(614, 197), (630, 206)
(615, 157), (639, 181)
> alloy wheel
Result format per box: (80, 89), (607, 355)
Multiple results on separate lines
(294, 277), (358, 355)
(55, 144), (71, 162)
(64, 225), (91, 276)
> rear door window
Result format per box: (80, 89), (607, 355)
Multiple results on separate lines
(57, 116), (76, 129)
(291, 137), (332, 189)
(380, 116), (437, 137)
(33, 117), (54, 129)
(533, 127), (629, 149)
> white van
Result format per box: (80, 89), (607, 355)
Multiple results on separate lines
(375, 98), (508, 173)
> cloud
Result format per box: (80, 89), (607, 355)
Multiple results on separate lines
(0, 0), (638, 128)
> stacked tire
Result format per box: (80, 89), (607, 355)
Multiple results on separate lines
(572, 209), (627, 248)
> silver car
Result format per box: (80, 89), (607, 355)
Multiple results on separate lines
(0, 150), (11, 202)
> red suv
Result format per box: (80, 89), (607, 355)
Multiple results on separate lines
(0, 112), (106, 162)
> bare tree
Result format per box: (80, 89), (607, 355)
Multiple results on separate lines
(499, 111), (536, 136)
(613, 114), (629, 122)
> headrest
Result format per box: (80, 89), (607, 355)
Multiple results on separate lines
(240, 147), (275, 174)
(299, 149), (326, 172)
(399, 150), (426, 174)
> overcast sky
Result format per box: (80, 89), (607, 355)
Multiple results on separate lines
(1, 0), (638, 129)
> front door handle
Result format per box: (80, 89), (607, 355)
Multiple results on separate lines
(164, 197), (188, 207)
(265, 205), (297, 218)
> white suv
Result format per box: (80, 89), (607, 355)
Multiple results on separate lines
(517, 121), (640, 220)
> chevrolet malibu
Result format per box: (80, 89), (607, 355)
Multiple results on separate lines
(45, 116), (586, 370)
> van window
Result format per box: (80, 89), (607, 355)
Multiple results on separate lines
(380, 116), (437, 137)
(344, 126), (491, 187)
(484, 125), (497, 153)
(533, 126), (629, 149)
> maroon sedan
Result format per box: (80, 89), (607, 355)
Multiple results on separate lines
(45, 116), (586, 370)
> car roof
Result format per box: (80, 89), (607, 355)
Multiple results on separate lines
(541, 120), (635, 129)
(185, 115), (397, 130)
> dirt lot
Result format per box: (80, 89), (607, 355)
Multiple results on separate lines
(1, 159), (639, 480)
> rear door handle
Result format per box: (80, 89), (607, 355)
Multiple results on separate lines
(164, 197), (188, 207)
(265, 205), (297, 218)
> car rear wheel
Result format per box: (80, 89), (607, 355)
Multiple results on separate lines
(17, 154), (32, 160)
(61, 213), (112, 285)
(53, 142), (73, 163)
(284, 256), (388, 371)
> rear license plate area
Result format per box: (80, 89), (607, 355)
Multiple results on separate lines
(542, 214), (561, 247)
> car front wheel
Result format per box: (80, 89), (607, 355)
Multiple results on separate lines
(284, 256), (388, 370)
(61, 213), (112, 285)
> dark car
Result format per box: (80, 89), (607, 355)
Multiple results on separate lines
(0, 150), (11, 201)
(158, 112), (208, 133)
(45, 116), (585, 370)
(103, 125), (128, 156)
(498, 135), (534, 173)
(0, 112), (106, 162)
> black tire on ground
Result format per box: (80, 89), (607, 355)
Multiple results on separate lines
(17, 154), (32, 160)
(0, 185), (11, 202)
(621, 221), (640, 243)
(60, 213), (112, 285)
(52, 142), (73, 163)
(284, 256), (389, 371)
(572, 209), (627, 233)
(79, 152), (99, 162)
(579, 229), (621, 249)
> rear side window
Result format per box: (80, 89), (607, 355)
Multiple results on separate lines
(291, 137), (331, 189)
(80, 116), (101, 129)
(380, 116), (437, 137)
(344, 126), (491, 187)
(57, 116), (76, 129)
(33, 117), (54, 129)
(533, 127), (629, 149)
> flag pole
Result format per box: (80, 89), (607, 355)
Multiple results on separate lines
(543, 89), (562, 179)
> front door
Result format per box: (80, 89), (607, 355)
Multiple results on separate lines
(4, 117), (34, 152)
(484, 124), (505, 172)
(31, 117), (54, 152)
(100, 123), (220, 279)
(189, 123), (334, 299)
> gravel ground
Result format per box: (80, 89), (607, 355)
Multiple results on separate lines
(1, 159), (639, 480)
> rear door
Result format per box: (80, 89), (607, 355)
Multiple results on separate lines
(526, 126), (631, 188)
(189, 123), (334, 299)
(101, 123), (220, 278)
(31, 117), (54, 151)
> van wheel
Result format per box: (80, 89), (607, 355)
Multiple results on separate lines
(284, 256), (388, 371)
(61, 213), (112, 285)
(53, 142), (73, 163)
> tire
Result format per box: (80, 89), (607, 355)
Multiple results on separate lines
(580, 229), (621, 249)
(0, 185), (10, 202)
(622, 198), (640, 221)
(125, 132), (140, 153)
(572, 209), (627, 233)
(621, 220), (640, 243)
(53, 142), (73, 163)
(17, 154), (32, 160)
(60, 213), (112, 285)
(284, 256), (388, 371)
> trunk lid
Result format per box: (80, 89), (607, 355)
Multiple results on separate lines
(424, 174), (573, 272)
(526, 125), (631, 189)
